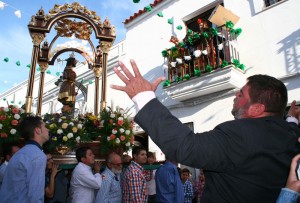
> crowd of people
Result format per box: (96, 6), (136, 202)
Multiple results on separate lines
(0, 141), (206, 203)
(0, 58), (300, 202)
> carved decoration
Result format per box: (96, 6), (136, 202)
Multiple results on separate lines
(29, 15), (37, 26)
(45, 2), (103, 27)
(38, 62), (49, 72)
(93, 67), (102, 77)
(99, 41), (113, 53)
(36, 7), (45, 16)
(30, 33), (45, 46)
(103, 17), (111, 27)
(54, 18), (93, 40)
(110, 26), (116, 37)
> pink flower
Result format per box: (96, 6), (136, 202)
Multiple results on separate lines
(11, 120), (18, 126)
(0, 115), (6, 121)
(12, 108), (19, 114)
(118, 120), (124, 126)
(1, 133), (7, 138)
(120, 135), (125, 141)
(110, 134), (116, 140)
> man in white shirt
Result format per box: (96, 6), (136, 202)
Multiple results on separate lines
(69, 146), (102, 203)
(0, 144), (20, 189)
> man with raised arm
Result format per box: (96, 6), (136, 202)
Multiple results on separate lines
(111, 59), (300, 203)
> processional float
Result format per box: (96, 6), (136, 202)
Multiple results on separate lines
(25, 2), (116, 115)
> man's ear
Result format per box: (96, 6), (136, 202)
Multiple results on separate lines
(34, 127), (41, 135)
(248, 103), (265, 117)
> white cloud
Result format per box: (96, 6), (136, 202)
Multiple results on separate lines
(0, 1), (6, 10)
(14, 10), (21, 18)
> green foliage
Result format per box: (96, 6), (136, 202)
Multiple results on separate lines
(183, 74), (190, 80)
(163, 80), (171, 87)
(194, 69), (201, 76)
(145, 5), (152, 12)
(221, 60), (228, 68)
(161, 50), (168, 57)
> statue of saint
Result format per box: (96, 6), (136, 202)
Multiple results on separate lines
(58, 56), (78, 112)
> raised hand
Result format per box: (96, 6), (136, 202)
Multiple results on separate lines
(288, 100), (300, 120)
(51, 163), (59, 178)
(286, 154), (300, 192)
(110, 59), (165, 99)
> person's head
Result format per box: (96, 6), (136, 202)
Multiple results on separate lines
(147, 152), (156, 165)
(181, 168), (190, 182)
(66, 57), (77, 67)
(106, 152), (122, 174)
(45, 152), (54, 170)
(3, 144), (20, 162)
(122, 154), (132, 164)
(18, 116), (49, 145)
(231, 74), (287, 119)
(76, 146), (95, 166)
(132, 146), (147, 165)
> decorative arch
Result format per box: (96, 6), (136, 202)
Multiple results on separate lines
(25, 2), (116, 115)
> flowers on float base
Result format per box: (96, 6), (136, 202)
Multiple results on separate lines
(0, 105), (26, 145)
(43, 113), (90, 151)
(99, 106), (135, 154)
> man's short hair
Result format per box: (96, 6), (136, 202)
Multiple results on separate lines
(147, 152), (155, 158)
(247, 75), (287, 116)
(181, 168), (190, 174)
(106, 151), (120, 163)
(132, 146), (146, 157)
(18, 116), (43, 141)
(76, 146), (90, 162)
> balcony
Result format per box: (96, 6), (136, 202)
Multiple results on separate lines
(164, 65), (245, 102)
(163, 25), (245, 101)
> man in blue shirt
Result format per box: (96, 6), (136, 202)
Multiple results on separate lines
(96, 152), (123, 203)
(155, 159), (184, 203)
(0, 116), (49, 203)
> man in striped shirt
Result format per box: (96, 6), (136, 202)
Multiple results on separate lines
(122, 146), (149, 203)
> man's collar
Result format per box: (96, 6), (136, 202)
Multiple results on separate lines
(26, 140), (43, 151)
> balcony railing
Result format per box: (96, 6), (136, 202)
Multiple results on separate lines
(164, 26), (241, 86)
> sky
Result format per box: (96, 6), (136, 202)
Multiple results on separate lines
(0, 0), (154, 94)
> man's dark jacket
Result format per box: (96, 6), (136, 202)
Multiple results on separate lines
(135, 99), (300, 203)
